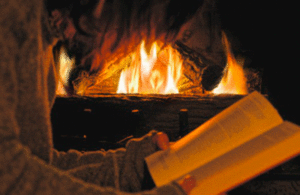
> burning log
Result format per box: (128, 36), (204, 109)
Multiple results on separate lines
(201, 65), (223, 91)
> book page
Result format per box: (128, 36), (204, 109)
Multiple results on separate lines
(184, 121), (300, 195)
(146, 91), (283, 187)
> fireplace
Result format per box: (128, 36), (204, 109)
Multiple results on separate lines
(51, 0), (264, 151)
(51, 41), (262, 151)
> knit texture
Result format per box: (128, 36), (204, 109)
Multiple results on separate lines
(0, 1), (185, 194)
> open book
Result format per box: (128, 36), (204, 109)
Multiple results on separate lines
(146, 91), (300, 195)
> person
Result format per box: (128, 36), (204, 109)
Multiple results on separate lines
(0, 0), (204, 194)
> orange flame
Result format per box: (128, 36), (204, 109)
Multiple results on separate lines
(117, 41), (182, 94)
(212, 33), (248, 95)
(56, 47), (75, 95)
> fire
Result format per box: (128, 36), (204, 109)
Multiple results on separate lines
(212, 33), (248, 95)
(117, 41), (182, 94)
(56, 46), (75, 95)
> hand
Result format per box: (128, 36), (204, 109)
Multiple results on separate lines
(152, 132), (170, 151)
(152, 132), (197, 194)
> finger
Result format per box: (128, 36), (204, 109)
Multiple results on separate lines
(152, 132), (170, 150)
(178, 175), (196, 195)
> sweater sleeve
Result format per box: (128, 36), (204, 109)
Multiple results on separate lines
(0, 139), (185, 195)
(59, 131), (163, 192)
(51, 130), (157, 171)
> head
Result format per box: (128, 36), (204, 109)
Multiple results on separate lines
(46, 0), (204, 70)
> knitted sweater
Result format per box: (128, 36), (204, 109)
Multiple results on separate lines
(0, 1), (185, 194)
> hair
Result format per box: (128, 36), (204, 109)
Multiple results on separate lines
(46, 0), (204, 72)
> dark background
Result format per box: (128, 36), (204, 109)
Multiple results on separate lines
(216, 0), (299, 124)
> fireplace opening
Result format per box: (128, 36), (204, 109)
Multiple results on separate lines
(51, 0), (264, 151)
(53, 0), (263, 97)
(52, 38), (262, 151)
(55, 35), (261, 97)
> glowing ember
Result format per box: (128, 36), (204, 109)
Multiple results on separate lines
(56, 47), (75, 95)
(212, 33), (248, 95)
(117, 41), (182, 94)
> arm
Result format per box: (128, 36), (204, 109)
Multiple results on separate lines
(63, 131), (159, 192)
(51, 130), (171, 170)
(0, 105), (183, 195)
(51, 148), (108, 170)
(0, 139), (184, 195)
(51, 131), (158, 171)
(60, 131), (195, 194)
